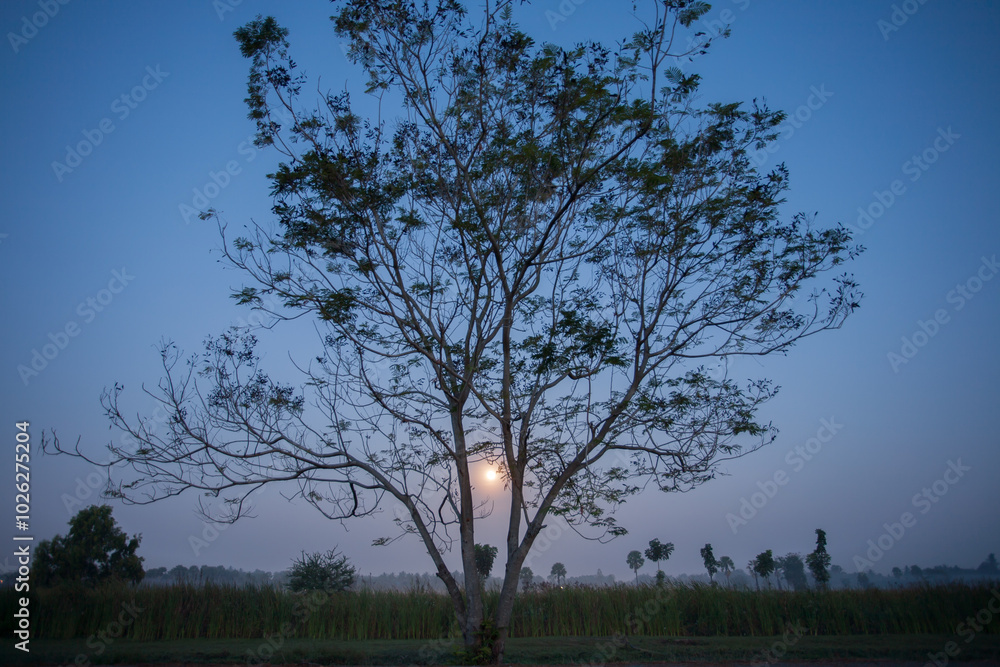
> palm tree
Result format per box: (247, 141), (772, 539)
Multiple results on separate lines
(549, 562), (567, 586)
(644, 539), (675, 575)
(626, 550), (645, 585)
(718, 556), (735, 587)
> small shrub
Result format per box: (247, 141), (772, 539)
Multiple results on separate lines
(287, 548), (356, 593)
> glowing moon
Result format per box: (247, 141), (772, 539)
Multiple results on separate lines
(485, 469), (498, 481)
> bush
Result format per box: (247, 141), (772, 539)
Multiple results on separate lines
(287, 548), (356, 593)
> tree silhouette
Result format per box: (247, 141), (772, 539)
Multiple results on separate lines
(700, 543), (719, 583)
(777, 553), (808, 591)
(644, 538), (674, 576)
(718, 556), (735, 587)
(287, 548), (356, 592)
(805, 528), (831, 589)
(32, 505), (143, 587)
(752, 550), (776, 589)
(627, 550), (645, 584)
(978, 554), (998, 574)
(46, 1), (860, 661)
(519, 567), (534, 592)
(549, 562), (567, 586)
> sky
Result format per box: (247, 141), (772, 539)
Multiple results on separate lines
(2, 0), (998, 584)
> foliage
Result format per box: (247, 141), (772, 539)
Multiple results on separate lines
(700, 544), (719, 583)
(718, 555), (735, 587)
(777, 553), (809, 591)
(644, 538), (674, 574)
(626, 550), (645, 583)
(549, 563), (567, 586)
(32, 505), (143, 587)
(48, 0), (861, 661)
(287, 548), (356, 593)
(806, 528), (831, 588)
(475, 544), (499, 581)
(751, 550), (776, 589)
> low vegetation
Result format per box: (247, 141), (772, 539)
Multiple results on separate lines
(4, 580), (997, 642)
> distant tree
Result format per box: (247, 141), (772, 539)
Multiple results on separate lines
(978, 554), (998, 574)
(644, 539), (674, 575)
(752, 550), (776, 589)
(700, 544), (719, 583)
(891, 566), (902, 579)
(626, 550), (645, 584)
(549, 563), (567, 586)
(910, 565), (923, 579)
(778, 553), (808, 591)
(806, 529), (831, 589)
(287, 548), (355, 593)
(857, 572), (871, 589)
(475, 544), (499, 580)
(32, 505), (143, 587)
(747, 559), (759, 590)
(519, 567), (534, 592)
(718, 556), (735, 587)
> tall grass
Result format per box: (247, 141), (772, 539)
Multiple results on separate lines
(3, 581), (997, 641)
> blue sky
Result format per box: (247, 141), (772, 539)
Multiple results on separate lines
(2, 0), (998, 582)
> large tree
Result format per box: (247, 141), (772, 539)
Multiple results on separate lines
(46, 1), (859, 661)
(33, 505), (144, 587)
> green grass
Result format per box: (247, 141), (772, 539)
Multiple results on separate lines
(3, 634), (1000, 665)
(4, 580), (997, 642)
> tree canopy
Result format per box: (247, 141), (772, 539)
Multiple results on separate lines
(33, 505), (143, 587)
(287, 548), (356, 593)
(45, 1), (859, 661)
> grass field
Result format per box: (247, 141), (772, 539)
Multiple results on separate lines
(2, 581), (998, 664)
(4, 635), (1000, 665)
